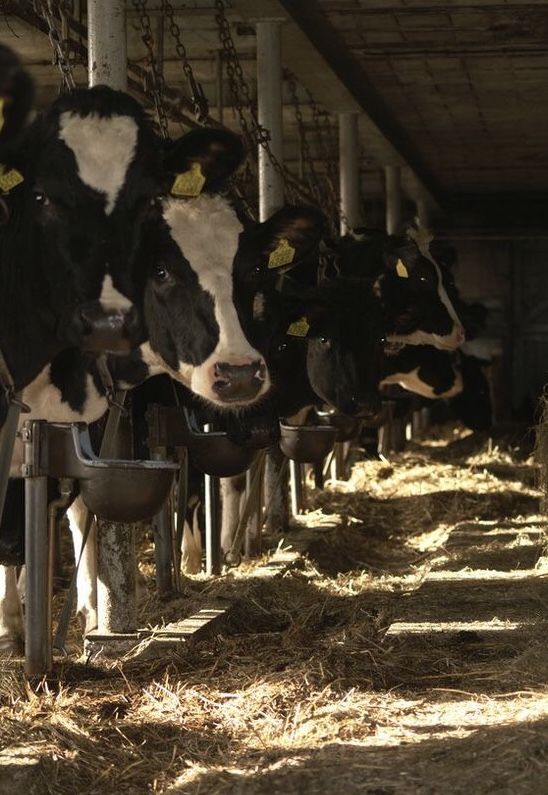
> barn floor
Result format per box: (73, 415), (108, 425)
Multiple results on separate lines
(2, 423), (548, 794)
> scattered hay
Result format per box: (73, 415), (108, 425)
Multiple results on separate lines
(1, 424), (548, 794)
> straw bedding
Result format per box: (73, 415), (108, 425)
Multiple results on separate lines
(1, 421), (548, 794)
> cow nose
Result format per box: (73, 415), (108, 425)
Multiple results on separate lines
(212, 360), (267, 403)
(74, 303), (143, 354)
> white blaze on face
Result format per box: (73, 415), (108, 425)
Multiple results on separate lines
(58, 111), (138, 215)
(99, 274), (133, 313)
(399, 223), (465, 351)
(163, 194), (270, 406)
(380, 366), (463, 399)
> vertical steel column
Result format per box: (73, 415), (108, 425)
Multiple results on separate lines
(152, 448), (173, 599)
(88, 3), (134, 638)
(205, 474), (221, 575)
(88, 0), (127, 90)
(256, 19), (284, 221)
(339, 112), (362, 235)
(385, 165), (402, 235)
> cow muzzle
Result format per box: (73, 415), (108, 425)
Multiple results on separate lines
(70, 302), (143, 354)
(212, 359), (268, 404)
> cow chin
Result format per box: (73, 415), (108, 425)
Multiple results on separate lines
(190, 353), (271, 410)
(387, 323), (464, 352)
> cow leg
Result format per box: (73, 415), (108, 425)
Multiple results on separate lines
(0, 565), (23, 654)
(67, 497), (98, 635)
(263, 446), (289, 534)
(220, 474), (245, 558)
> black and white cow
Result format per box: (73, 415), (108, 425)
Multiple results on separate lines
(0, 85), (166, 426)
(380, 345), (492, 431)
(0, 128), (337, 649)
(337, 222), (465, 351)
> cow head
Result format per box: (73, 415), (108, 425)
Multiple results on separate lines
(341, 223), (465, 351)
(141, 128), (270, 409)
(302, 279), (384, 417)
(5, 86), (164, 353)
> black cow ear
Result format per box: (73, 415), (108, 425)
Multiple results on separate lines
(165, 128), (245, 196)
(259, 206), (326, 273)
(384, 236), (421, 277)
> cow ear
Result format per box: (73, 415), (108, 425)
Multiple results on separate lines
(165, 128), (245, 196)
(383, 236), (422, 277)
(259, 206), (327, 273)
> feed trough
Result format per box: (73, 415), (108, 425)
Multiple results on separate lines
(279, 421), (337, 463)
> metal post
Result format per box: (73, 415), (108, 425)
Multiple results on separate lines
(152, 448), (173, 599)
(22, 421), (51, 677)
(205, 474), (221, 575)
(385, 165), (402, 235)
(256, 19), (284, 221)
(339, 112), (362, 235)
(88, 4), (135, 639)
(24, 476), (50, 677)
(289, 460), (305, 516)
(88, 0), (127, 90)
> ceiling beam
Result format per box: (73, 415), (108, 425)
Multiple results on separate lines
(277, 0), (445, 208)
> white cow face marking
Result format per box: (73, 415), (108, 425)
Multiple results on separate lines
(58, 111), (138, 214)
(155, 194), (270, 408)
(99, 274), (133, 313)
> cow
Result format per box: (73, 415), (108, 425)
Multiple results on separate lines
(380, 345), (492, 431)
(0, 127), (332, 650)
(337, 222), (465, 351)
(0, 84), (168, 430)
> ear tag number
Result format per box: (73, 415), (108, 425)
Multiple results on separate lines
(171, 162), (205, 198)
(286, 317), (309, 337)
(396, 258), (409, 279)
(268, 238), (296, 269)
(0, 165), (23, 194)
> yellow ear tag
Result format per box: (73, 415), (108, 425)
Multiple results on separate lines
(396, 258), (409, 279)
(268, 238), (296, 269)
(0, 165), (23, 194)
(171, 162), (206, 198)
(286, 317), (310, 337)
(0, 99), (5, 132)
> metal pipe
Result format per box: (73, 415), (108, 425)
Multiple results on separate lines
(385, 164), (402, 235)
(152, 448), (173, 599)
(339, 112), (362, 235)
(88, 0), (127, 90)
(256, 19), (284, 221)
(289, 460), (305, 516)
(205, 474), (221, 575)
(24, 475), (50, 677)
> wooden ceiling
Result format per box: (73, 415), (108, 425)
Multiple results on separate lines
(0, 1), (546, 229)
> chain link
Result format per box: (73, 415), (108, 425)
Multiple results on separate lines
(34, 0), (76, 93)
(214, 0), (318, 207)
(132, 0), (170, 139)
(162, 0), (209, 124)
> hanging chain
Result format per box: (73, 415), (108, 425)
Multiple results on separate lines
(132, 0), (170, 139)
(286, 69), (324, 205)
(162, 0), (209, 124)
(214, 0), (318, 207)
(34, 0), (76, 93)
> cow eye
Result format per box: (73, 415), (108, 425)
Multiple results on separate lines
(277, 342), (287, 352)
(319, 336), (330, 345)
(33, 191), (49, 206)
(419, 275), (428, 283)
(154, 262), (169, 282)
